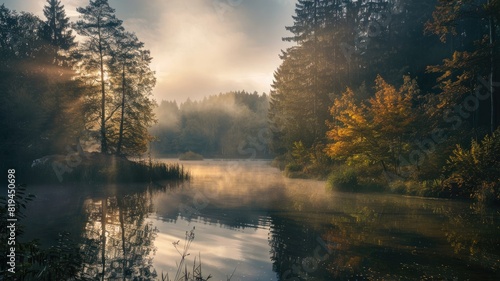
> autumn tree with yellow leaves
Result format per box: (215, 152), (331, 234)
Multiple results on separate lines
(326, 76), (420, 175)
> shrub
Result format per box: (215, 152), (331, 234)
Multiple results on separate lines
(446, 129), (500, 204)
(271, 155), (287, 170)
(291, 141), (309, 166)
(284, 163), (306, 178)
(326, 167), (359, 192)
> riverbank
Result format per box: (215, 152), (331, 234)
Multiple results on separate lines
(3, 159), (500, 280)
(10, 153), (189, 184)
(272, 157), (499, 206)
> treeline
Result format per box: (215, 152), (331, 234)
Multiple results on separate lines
(269, 0), (500, 203)
(0, 0), (156, 171)
(150, 91), (271, 158)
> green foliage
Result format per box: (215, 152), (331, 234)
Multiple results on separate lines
(268, 0), (499, 197)
(283, 142), (333, 179)
(42, 0), (75, 51)
(0, 5), (85, 163)
(269, 0), (440, 159)
(291, 141), (309, 166)
(446, 129), (500, 204)
(326, 75), (421, 174)
(284, 163), (306, 178)
(73, 0), (126, 154)
(326, 167), (359, 192)
(14, 234), (83, 280)
(73, 0), (157, 157)
(388, 180), (442, 197)
(0, 1), (157, 162)
(1, 187), (83, 280)
(426, 0), (500, 133)
(107, 32), (157, 156)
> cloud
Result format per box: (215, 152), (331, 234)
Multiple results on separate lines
(109, 0), (295, 102)
(2, 0), (296, 102)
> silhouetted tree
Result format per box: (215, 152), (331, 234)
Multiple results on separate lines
(42, 0), (75, 52)
(74, 0), (124, 154)
(108, 31), (156, 156)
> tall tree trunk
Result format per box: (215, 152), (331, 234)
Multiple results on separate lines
(98, 26), (108, 154)
(117, 63), (126, 155)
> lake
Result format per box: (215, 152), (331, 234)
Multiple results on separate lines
(21, 159), (500, 280)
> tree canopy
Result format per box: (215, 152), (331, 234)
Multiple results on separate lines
(0, 0), (157, 170)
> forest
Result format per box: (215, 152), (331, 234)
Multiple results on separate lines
(0, 0), (499, 201)
(0, 0), (181, 183)
(267, 0), (500, 204)
(1, 0), (500, 280)
(0, 0), (156, 157)
(150, 91), (270, 158)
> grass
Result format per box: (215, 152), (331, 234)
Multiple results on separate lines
(160, 227), (235, 281)
(18, 153), (189, 184)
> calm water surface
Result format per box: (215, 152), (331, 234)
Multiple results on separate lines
(22, 160), (500, 280)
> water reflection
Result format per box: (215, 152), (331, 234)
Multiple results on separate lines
(20, 160), (500, 280)
(79, 193), (158, 280)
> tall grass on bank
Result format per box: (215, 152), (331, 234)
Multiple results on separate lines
(15, 153), (189, 184)
(160, 227), (234, 281)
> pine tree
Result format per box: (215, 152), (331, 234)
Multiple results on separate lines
(0, 6), (85, 162)
(107, 32), (156, 155)
(74, 0), (124, 154)
(43, 0), (75, 51)
(426, 0), (500, 134)
(270, 0), (347, 154)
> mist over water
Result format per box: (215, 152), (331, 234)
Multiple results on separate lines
(21, 160), (500, 280)
(149, 160), (330, 280)
(148, 160), (500, 280)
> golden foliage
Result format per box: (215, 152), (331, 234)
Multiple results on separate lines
(326, 76), (420, 172)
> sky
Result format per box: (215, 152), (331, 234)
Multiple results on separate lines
(2, 0), (296, 102)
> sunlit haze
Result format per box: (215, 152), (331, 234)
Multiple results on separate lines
(2, 0), (295, 102)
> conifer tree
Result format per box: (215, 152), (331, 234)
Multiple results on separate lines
(74, 0), (124, 154)
(426, 0), (500, 134)
(43, 0), (75, 51)
(108, 31), (156, 155)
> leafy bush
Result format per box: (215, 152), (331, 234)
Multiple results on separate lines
(271, 155), (287, 170)
(291, 141), (309, 166)
(445, 129), (500, 204)
(388, 179), (442, 197)
(326, 167), (359, 192)
(284, 163), (306, 178)
(285, 142), (334, 179)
